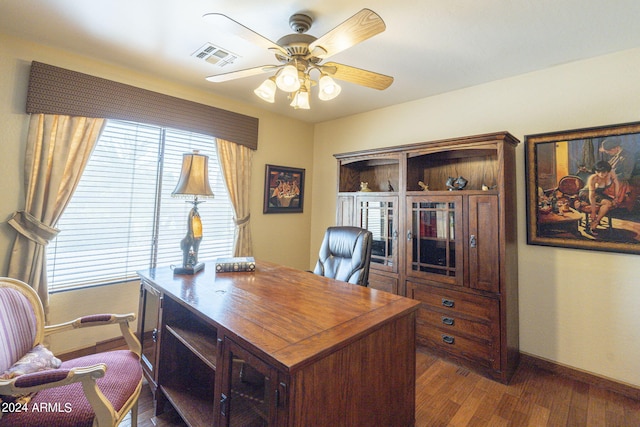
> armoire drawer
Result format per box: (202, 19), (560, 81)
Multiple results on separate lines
(408, 280), (499, 324)
(368, 272), (398, 294)
(409, 280), (500, 370)
(415, 323), (498, 370)
(416, 308), (493, 342)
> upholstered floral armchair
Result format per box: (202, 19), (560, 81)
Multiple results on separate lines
(0, 277), (142, 427)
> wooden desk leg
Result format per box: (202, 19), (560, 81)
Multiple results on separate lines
(154, 389), (167, 417)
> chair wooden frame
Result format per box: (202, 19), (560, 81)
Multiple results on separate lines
(0, 277), (142, 427)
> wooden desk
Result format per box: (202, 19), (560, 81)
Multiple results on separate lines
(138, 260), (420, 427)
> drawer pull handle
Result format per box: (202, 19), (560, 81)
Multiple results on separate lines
(220, 393), (228, 417)
(442, 335), (455, 345)
(442, 317), (455, 326)
(276, 381), (288, 408)
(442, 298), (455, 308)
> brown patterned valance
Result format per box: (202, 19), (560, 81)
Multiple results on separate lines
(26, 61), (258, 150)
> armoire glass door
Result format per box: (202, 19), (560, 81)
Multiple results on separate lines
(407, 195), (463, 287)
(357, 196), (398, 273)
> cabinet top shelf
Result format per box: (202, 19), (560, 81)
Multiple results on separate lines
(334, 131), (519, 159)
(138, 261), (419, 372)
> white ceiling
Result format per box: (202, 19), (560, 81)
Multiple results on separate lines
(2, 0), (640, 123)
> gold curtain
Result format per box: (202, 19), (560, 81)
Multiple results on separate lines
(216, 138), (253, 256)
(7, 114), (105, 315)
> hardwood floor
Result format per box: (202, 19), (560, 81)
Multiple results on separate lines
(121, 348), (640, 427)
(414, 349), (640, 426)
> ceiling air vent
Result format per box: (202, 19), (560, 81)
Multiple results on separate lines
(192, 43), (240, 67)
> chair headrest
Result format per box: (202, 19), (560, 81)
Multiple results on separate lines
(325, 226), (368, 258)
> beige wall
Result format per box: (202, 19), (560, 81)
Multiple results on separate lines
(0, 34), (314, 353)
(3, 31), (640, 388)
(311, 48), (640, 388)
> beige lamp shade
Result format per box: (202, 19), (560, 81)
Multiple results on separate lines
(172, 150), (215, 198)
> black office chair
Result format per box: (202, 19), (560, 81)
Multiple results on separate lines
(313, 226), (373, 287)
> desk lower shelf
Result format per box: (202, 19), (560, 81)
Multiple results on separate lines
(160, 381), (213, 427)
(165, 323), (217, 370)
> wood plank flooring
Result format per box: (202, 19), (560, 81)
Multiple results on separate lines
(122, 348), (640, 426)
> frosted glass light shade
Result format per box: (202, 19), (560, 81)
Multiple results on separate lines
(254, 77), (276, 103)
(276, 65), (301, 92)
(290, 90), (310, 109)
(318, 75), (342, 101)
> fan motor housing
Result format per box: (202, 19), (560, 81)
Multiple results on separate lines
(275, 33), (319, 63)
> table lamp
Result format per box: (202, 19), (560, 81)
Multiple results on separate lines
(171, 150), (214, 274)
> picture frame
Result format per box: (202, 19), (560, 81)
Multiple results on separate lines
(263, 164), (305, 214)
(525, 121), (640, 254)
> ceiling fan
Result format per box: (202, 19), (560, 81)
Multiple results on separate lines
(203, 8), (394, 109)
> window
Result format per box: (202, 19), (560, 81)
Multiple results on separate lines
(46, 120), (235, 292)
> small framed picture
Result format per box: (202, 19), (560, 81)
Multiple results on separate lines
(263, 164), (305, 214)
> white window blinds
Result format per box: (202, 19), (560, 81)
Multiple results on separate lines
(46, 120), (235, 291)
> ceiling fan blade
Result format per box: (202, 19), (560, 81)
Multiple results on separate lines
(202, 13), (289, 57)
(206, 65), (279, 83)
(322, 62), (393, 90)
(308, 9), (386, 59)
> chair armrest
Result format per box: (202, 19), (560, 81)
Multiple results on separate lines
(45, 313), (135, 333)
(45, 313), (141, 357)
(0, 364), (116, 425)
(0, 365), (104, 392)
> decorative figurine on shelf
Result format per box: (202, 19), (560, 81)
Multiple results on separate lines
(359, 182), (372, 192)
(446, 176), (468, 191)
(482, 184), (497, 191)
(455, 176), (468, 189)
(418, 181), (429, 191)
(387, 180), (394, 192)
(445, 177), (457, 190)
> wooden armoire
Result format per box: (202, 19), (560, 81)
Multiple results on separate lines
(334, 132), (520, 383)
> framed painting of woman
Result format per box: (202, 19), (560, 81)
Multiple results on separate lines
(525, 121), (640, 254)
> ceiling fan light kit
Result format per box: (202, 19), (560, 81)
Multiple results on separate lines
(253, 76), (277, 103)
(290, 87), (310, 109)
(318, 74), (341, 101)
(203, 8), (393, 110)
(275, 63), (301, 92)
